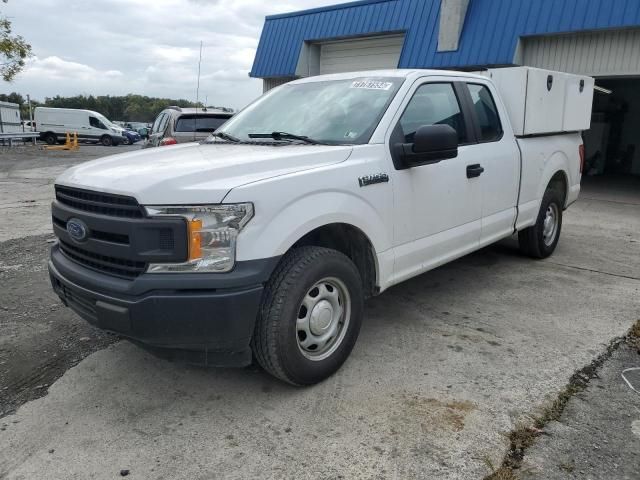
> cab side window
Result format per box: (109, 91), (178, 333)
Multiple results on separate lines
(89, 116), (107, 129)
(467, 84), (503, 142)
(398, 83), (468, 144)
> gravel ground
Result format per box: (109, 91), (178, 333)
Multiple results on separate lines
(0, 144), (140, 242)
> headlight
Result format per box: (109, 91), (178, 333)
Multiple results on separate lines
(144, 203), (254, 273)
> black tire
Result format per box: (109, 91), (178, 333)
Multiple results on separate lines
(519, 187), (563, 259)
(252, 246), (364, 386)
(101, 135), (113, 147)
(122, 136), (131, 145)
(43, 133), (57, 145)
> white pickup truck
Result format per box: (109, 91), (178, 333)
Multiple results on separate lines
(49, 68), (592, 385)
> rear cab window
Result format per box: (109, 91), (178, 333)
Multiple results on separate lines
(467, 83), (503, 142)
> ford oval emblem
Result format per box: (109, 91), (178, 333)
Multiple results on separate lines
(66, 218), (88, 242)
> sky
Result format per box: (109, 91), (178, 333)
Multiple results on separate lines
(2, 0), (339, 110)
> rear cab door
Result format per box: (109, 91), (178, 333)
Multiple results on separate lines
(457, 80), (521, 246)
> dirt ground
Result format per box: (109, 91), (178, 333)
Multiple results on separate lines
(0, 235), (116, 417)
(0, 144), (138, 416)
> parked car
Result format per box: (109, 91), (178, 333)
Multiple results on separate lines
(34, 107), (125, 146)
(122, 129), (142, 145)
(48, 68), (592, 385)
(125, 122), (150, 139)
(145, 106), (233, 147)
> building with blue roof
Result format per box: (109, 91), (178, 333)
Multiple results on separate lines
(251, 0), (640, 176)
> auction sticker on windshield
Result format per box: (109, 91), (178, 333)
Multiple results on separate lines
(350, 80), (393, 90)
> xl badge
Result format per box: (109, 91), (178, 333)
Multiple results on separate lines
(358, 173), (389, 187)
(66, 218), (89, 242)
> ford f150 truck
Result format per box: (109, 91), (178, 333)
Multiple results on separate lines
(49, 68), (593, 385)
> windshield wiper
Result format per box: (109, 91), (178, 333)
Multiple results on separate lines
(211, 131), (241, 143)
(248, 131), (325, 145)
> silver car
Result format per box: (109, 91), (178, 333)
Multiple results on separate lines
(146, 106), (233, 147)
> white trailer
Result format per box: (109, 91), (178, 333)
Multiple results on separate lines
(0, 101), (39, 145)
(0, 101), (23, 134)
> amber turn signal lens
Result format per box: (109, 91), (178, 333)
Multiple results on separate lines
(188, 219), (203, 260)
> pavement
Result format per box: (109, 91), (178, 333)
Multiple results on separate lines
(521, 341), (640, 480)
(0, 146), (639, 479)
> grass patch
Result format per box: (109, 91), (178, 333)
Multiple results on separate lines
(630, 320), (640, 338)
(485, 467), (518, 480)
(629, 319), (640, 350)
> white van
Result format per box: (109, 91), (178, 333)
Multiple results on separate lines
(34, 107), (126, 146)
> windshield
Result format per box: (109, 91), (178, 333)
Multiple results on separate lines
(217, 77), (404, 145)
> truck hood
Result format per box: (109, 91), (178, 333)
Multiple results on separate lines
(56, 142), (353, 204)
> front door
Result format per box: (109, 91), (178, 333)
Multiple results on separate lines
(390, 80), (483, 284)
(88, 115), (110, 142)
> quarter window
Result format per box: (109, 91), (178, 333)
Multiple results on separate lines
(398, 83), (468, 144)
(152, 113), (169, 134)
(467, 84), (502, 142)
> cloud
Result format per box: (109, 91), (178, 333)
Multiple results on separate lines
(2, 0), (340, 109)
(22, 56), (124, 82)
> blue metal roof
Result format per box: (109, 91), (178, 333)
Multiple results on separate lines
(250, 0), (640, 78)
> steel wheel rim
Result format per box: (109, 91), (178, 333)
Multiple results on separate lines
(542, 203), (559, 246)
(296, 277), (351, 361)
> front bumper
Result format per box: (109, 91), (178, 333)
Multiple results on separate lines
(49, 243), (280, 367)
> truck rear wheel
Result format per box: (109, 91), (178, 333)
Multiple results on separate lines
(518, 187), (563, 259)
(252, 246), (363, 386)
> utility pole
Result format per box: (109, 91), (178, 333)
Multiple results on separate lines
(26, 94), (33, 130)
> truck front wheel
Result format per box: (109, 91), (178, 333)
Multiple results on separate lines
(43, 133), (57, 145)
(101, 135), (113, 147)
(252, 246), (363, 386)
(518, 188), (563, 259)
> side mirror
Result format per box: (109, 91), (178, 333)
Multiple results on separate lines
(394, 124), (459, 168)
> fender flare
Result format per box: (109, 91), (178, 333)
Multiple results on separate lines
(536, 150), (570, 207)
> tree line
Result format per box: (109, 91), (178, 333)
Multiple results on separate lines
(0, 92), (205, 123)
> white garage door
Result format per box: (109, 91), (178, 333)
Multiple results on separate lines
(319, 35), (405, 75)
(521, 29), (640, 77)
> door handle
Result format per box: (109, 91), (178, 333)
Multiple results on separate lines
(466, 164), (484, 178)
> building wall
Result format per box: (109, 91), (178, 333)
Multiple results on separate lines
(262, 77), (295, 93)
(521, 29), (640, 77)
(251, 0), (640, 79)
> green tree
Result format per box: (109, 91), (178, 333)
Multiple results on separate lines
(32, 94), (209, 123)
(0, 91), (23, 104)
(0, 1), (32, 81)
